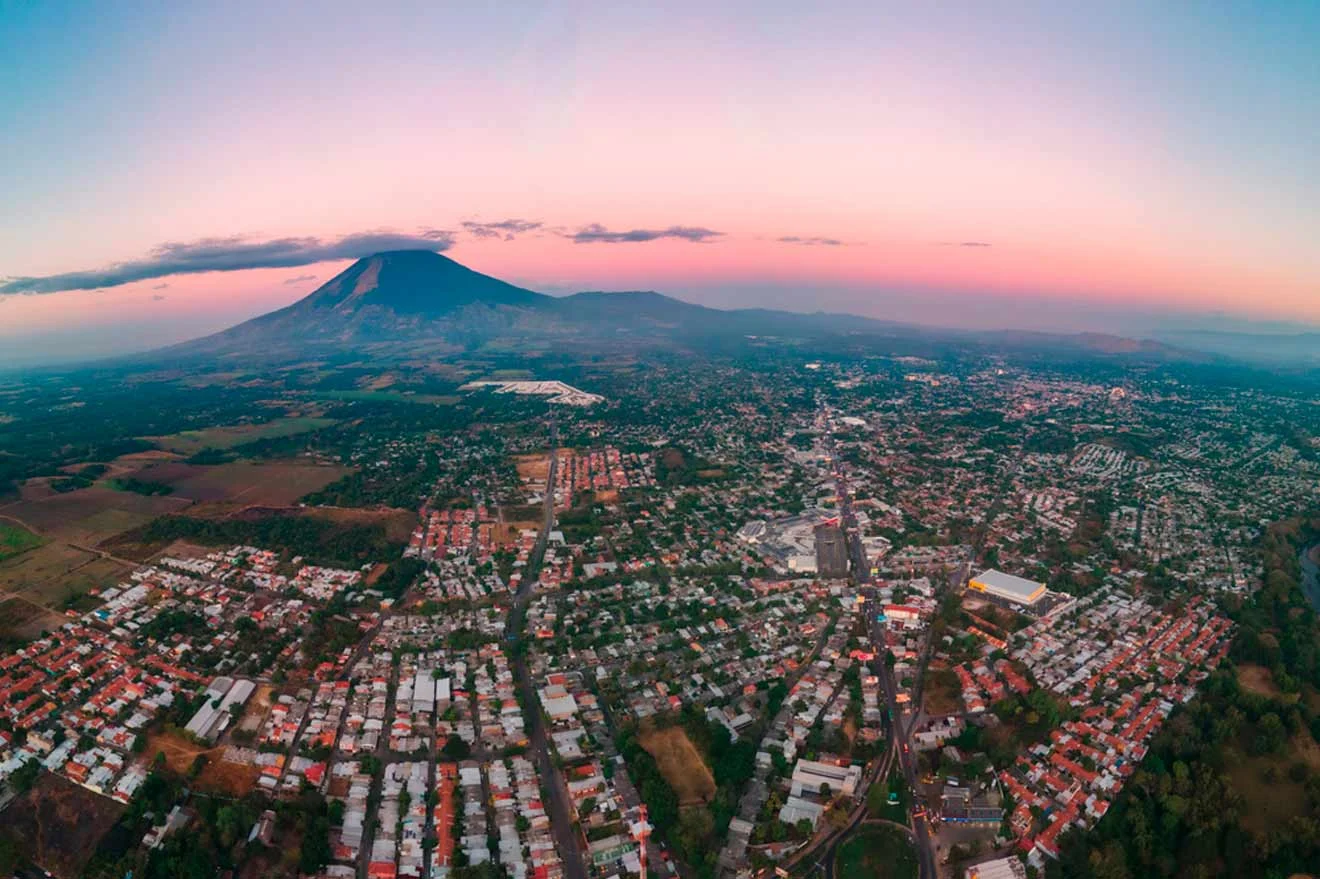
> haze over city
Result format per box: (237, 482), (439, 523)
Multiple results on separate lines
(2, 1), (1318, 366)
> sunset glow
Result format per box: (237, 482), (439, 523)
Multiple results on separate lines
(1, 1), (1317, 364)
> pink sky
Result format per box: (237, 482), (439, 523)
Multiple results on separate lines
(2, 3), (1317, 362)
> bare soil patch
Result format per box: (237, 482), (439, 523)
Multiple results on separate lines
(145, 729), (259, 796)
(1238, 663), (1282, 698)
(515, 453), (551, 482)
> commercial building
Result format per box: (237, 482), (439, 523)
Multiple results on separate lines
(789, 759), (862, 798)
(968, 569), (1046, 607)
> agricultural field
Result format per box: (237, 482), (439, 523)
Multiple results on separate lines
(0, 487), (190, 541)
(315, 389), (460, 406)
(0, 772), (126, 879)
(0, 520), (44, 561)
(0, 542), (131, 609)
(146, 416), (336, 455)
(638, 724), (717, 806)
(834, 824), (918, 879)
(129, 459), (349, 505)
(0, 596), (65, 644)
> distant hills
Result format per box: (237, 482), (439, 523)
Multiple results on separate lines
(163, 249), (1208, 365)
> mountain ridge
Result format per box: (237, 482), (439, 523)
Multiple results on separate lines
(159, 249), (1204, 364)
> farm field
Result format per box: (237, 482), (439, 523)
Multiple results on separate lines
(0, 520), (44, 561)
(0, 772), (126, 879)
(315, 389), (460, 406)
(145, 415), (336, 455)
(638, 724), (717, 806)
(0, 596), (66, 643)
(0, 487), (190, 542)
(130, 459), (349, 505)
(0, 542), (131, 609)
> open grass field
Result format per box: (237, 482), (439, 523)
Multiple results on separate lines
(131, 459), (349, 505)
(1229, 744), (1311, 835)
(0, 520), (44, 561)
(145, 416), (336, 455)
(145, 729), (260, 796)
(0, 543), (131, 609)
(0, 771), (126, 879)
(638, 724), (717, 806)
(835, 824), (918, 879)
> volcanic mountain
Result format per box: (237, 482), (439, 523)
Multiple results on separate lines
(163, 249), (1197, 363)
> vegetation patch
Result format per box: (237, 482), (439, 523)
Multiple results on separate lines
(0, 771), (126, 879)
(835, 824), (917, 879)
(0, 520), (44, 561)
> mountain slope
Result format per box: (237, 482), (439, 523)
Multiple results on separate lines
(160, 249), (1203, 364)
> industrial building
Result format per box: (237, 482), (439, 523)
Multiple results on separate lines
(184, 677), (255, 743)
(967, 569), (1047, 607)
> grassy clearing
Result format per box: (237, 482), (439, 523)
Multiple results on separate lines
(147, 416), (336, 455)
(638, 724), (717, 805)
(836, 825), (917, 879)
(0, 521), (44, 561)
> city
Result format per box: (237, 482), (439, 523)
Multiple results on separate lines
(0, 355), (1317, 879)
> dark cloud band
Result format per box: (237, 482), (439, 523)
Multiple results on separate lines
(778, 235), (845, 247)
(567, 223), (722, 244)
(462, 219), (543, 240)
(0, 230), (454, 294)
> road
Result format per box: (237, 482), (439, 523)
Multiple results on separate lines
(825, 425), (939, 879)
(505, 420), (589, 879)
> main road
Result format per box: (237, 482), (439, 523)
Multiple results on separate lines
(826, 425), (938, 879)
(506, 418), (589, 879)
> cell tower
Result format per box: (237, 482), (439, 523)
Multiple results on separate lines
(637, 803), (650, 879)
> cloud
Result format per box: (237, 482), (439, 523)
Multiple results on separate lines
(567, 223), (723, 244)
(152, 282), (170, 290)
(778, 235), (846, 247)
(283, 273), (319, 285)
(150, 294), (167, 301)
(938, 241), (993, 248)
(462, 219), (543, 241)
(0, 229), (454, 295)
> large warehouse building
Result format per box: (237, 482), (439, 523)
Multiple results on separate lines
(967, 569), (1046, 607)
